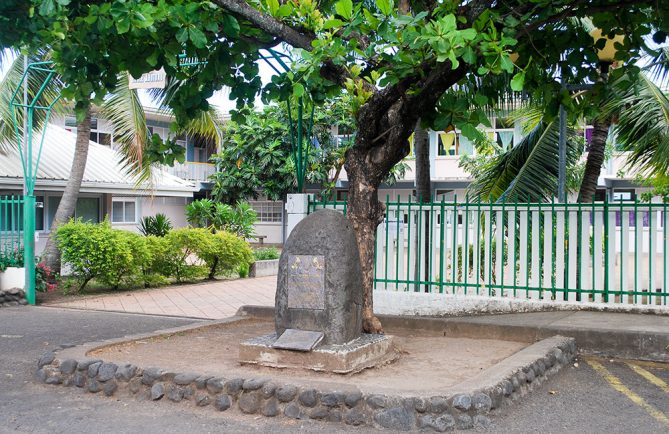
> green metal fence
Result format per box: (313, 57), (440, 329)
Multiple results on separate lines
(0, 195), (24, 258)
(309, 196), (669, 306)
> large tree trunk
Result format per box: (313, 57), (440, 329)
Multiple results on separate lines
(41, 108), (92, 271)
(577, 117), (610, 203)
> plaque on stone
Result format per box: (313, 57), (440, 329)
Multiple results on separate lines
(272, 329), (324, 352)
(287, 255), (325, 310)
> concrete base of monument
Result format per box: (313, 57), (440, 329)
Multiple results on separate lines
(239, 333), (399, 374)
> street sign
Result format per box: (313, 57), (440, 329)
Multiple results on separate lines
(128, 69), (166, 89)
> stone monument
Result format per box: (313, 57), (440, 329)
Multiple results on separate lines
(239, 209), (397, 373)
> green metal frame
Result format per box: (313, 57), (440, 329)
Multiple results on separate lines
(9, 61), (61, 305)
(258, 49), (315, 192)
(309, 196), (669, 306)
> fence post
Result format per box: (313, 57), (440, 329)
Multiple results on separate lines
(23, 195), (35, 305)
(285, 193), (310, 239)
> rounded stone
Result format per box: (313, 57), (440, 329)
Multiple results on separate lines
(374, 406), (415, 431)
(329, 409), (343, 423)
(524, 367), (536, 383)
(511, 376), (520, 391)
(214, 395), (231, 411)
(501, 380), (513, 396)
(87, 362), (102, 378)
(182, 386), (194, 400)
(262, 398), (279, 417)
(195, 393), (211, 407)
(451, 393), (472, 412)
(45, 375), (63, 385)
(195, 375), (213, 390)
(103, 381), (118, 397)
(151, 383), (165, 400)
(37, 352), (55, 368)
(535, 360), (547, 376)
(309, 406), (329, 420)
(473, 414), (492, 428)
(242, 377), (268, 391)
(87, 379), (101, 393)
(472, 393), (492, 413)
(173, 372), (199, 386)
(419, 414), (455, 432)
(97, 363), (117, 382)
(142, 367), (163, 386)
(321, 392), (345, 407)
(167, 384), (184, 402)
(224, 378), (244, 395)
(276, 385), (298, 402)
(261, 382), (277, 398)
(298, 389), (319, 407)
(115, 364), (137, 382)
(413, 397), (428, 413)
(366, 394), (387, 409)
(275, 209), (363, 345)
(429, 396), (449, 413)
(544, 353), (556, 368)
(345, 408), (367, 426)
(72, 372), (86, 388)
(59, 359), (78, 375)
(35, 368), (47, 383)
(206, 377), (225, 394)
(456, 414), (474, 430)
(238, 392), (261, 414)
(284, 402), (303, 419)
(345, 392), (363, 408)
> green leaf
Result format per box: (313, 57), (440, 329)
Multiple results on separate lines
(222, 15), (240, 37)
(510, 72), (525, 91)
(375, 0), (392, 16)
(323, 19), (344, 30)
(189, 27), (207, 48)
(267, 0), (280, 15)
(176, 28), (189, 44)
(335, 0), (353, 20)
(292, 83), (305, 97)
(276, 4), (292, 18)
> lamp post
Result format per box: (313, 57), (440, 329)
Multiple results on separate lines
(557, 29), (622, 202)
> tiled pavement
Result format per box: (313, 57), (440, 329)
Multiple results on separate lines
(46, 276), (276, 319)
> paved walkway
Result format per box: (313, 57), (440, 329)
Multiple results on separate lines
(47, 276), (276, 319)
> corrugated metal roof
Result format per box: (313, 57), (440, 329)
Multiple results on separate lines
(0, 125), (196, 197)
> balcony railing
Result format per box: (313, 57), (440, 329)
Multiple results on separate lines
(165, 162), (215, 182)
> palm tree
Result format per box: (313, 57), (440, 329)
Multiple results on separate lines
(467, 46), (669, 202)
(0, 52), (225, 271)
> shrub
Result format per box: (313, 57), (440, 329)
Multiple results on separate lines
(185, 199), (257, 238)
(164, 228), (210, 282)
(35, 262), (58, 292)
(0, 248), (24, 272)
(192, 230), (254, 279)
(139, 213), (173, 237)
(253, 247), (280, 261)
(56, 219), (150, 291)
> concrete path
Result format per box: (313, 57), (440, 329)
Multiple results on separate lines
(46, 276), (276, 319)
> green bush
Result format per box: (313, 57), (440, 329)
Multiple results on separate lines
(56, 219), (143, 291)
(0, 248), (23, 272)
(99, 231), (152, 289)
(253, 247), (280, 261)
(192, 230), (254, 279)
(185, 199), (257, 238)
(164, 228), (210, 282)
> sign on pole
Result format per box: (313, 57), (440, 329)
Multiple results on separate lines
(128, 69), (166, 89)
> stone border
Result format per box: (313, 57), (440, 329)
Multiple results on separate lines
(0, 288), (28, 307)
(34, 316), (575, 431)
(249, 259), (279, 277)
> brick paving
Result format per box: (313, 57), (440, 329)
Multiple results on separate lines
(46, 276), (276, 319)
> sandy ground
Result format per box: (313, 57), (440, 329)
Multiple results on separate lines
(90, 319), (527, 396)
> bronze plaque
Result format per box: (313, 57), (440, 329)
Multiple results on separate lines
(287, 255), (325, 310)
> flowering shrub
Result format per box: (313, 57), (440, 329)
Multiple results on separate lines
(0, 248), (24, 272)
(35, 262), (57, 293)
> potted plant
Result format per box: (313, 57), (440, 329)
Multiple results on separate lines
(0, 248), (25, 290)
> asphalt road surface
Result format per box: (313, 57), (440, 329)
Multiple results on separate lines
(2, 306), (669, 433)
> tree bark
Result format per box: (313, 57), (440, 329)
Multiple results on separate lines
(41, 108), (92, 271)
(577, 116), (610, 203)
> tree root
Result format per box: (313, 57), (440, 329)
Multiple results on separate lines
(363, 315), (384, 334)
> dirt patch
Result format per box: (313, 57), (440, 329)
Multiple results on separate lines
(89, 318), (527, 396)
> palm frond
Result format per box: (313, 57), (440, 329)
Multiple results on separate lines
(606, 72), (669, 176)
(0, 50), (63, 153)
(101, 73), (153, 186)
(468, 119), (581, 202)
(642, 46), (669, 89)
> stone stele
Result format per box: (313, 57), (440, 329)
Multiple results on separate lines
(275, 209), (363, 345)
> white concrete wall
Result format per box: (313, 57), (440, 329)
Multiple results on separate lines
(253, 222), (283, 245)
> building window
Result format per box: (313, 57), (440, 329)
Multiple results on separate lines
(90, 131), (112, 147)
(112, 199), (137, 223)
(249, 201), (283, 223)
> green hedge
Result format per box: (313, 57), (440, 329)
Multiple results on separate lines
(56, 220), (253, 291)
